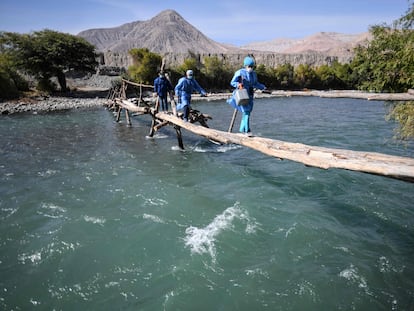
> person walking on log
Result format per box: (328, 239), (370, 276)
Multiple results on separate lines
(227, 56), (266, 136)
(154, 71), (173, 111)
(174, 70), (207, 122)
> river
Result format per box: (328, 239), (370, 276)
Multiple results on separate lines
(0, 96), (413, 310)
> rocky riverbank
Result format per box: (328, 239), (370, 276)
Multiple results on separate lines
(0, 94), (109, 115)
(0, 74), (117, 115)
(2, 88), (413, 115)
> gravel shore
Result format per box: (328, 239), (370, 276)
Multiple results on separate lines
(2, 73), (413, 115)
(0, 74), (116, 115)
(2, 88), (413, 116)
(0, 95), (109, 115)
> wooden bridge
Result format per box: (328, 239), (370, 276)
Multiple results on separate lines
(107, 79), (414, 183)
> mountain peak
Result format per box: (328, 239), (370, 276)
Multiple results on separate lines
(154, 9), (182, 19)
(78, 9), (231, 54)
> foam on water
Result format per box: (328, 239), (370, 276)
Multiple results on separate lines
(378, 256), (404, 273)
(0, 207), (18, 219)
(142, 213), (165, 223)
(83, 215), (106, 225)
(136, 194), (168, 207)
(183, 202), (256, 262)
(18, 241), (80, 265)
(171, 145), (184, 151)
(145, 133), (169, 140)
(37, 203), (67, 219)
(37, 169), (58, 177)
(193, 143), (241, 153)
(294, 280), (317, 301)
(339, 264), (371, 295)
(18, 251), (42, 265)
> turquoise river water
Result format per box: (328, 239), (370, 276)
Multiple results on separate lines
(0, 96), (413, 310)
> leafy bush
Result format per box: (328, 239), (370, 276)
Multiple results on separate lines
(387, 101), (414, 140)
(0, 53), (28, 99)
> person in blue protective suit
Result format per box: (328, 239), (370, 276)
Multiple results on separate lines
(227, 56), (266, 135)
(154, 71), (173, 111)
(174, 70), (207, 122)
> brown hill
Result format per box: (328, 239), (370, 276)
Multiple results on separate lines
(77, 10), (370, 69)
(241, 32), (371, 55)
(78, 10), (233, 54)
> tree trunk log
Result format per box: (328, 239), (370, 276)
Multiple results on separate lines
(156, 112), (414, 182)
(56, 71), (67, 92)
(117, 99), (149, 114)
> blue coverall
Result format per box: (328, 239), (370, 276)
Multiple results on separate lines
(174, 77), (206, 121)
(154, 76), (173, 111)
(227, 68), (266, 133)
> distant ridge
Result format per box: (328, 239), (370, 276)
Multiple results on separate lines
(77, 10), (371, 68)
(241, 32), (371, 55)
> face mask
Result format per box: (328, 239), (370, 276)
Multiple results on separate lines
(187, 75), (193, 79)
(246, 67), (253, 73)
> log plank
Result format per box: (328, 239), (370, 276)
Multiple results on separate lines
(117, 99), (149, 114)
(156, 112), (414, 182)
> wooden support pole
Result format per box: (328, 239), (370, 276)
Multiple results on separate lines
(148, 119), (156, 137)
(146, 97), (160, 137)
(174, 125), (184, 149)
(228, 109), (238, 133)
(121, 81), (127, 99)
(154, 96), (160, 113)
(170, 93), (177, 116)
(154, 120), (169, 131)
(113, 98), (150, 124)
(116, 106), (122, 122)
(125, 108), (131, 126)
(120, 79), (153, 89)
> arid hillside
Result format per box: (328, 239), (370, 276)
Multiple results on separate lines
(78, 10), (370, 68)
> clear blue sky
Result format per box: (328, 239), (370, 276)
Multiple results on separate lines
(0, 0), (411, 46)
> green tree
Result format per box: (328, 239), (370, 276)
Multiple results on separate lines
(314, 61), (351, 90)
(128, 48), (162, 84)
(387, 101), (414, 140)
(294, 64), (317, 89)
(350, 2), (414, 92)
(354, 1), (414, 140)
(0, 30), (97, 92)
(202, 56), (232, 91)
(331, 60), (353, 89)
(315, 64), (335, 89)
(176, 57), (199, 77)
(172, 56), (209, 88)
(274, 63), (295, 89)
(255, 64), (273, 88)
(0, 52), (28, 99)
